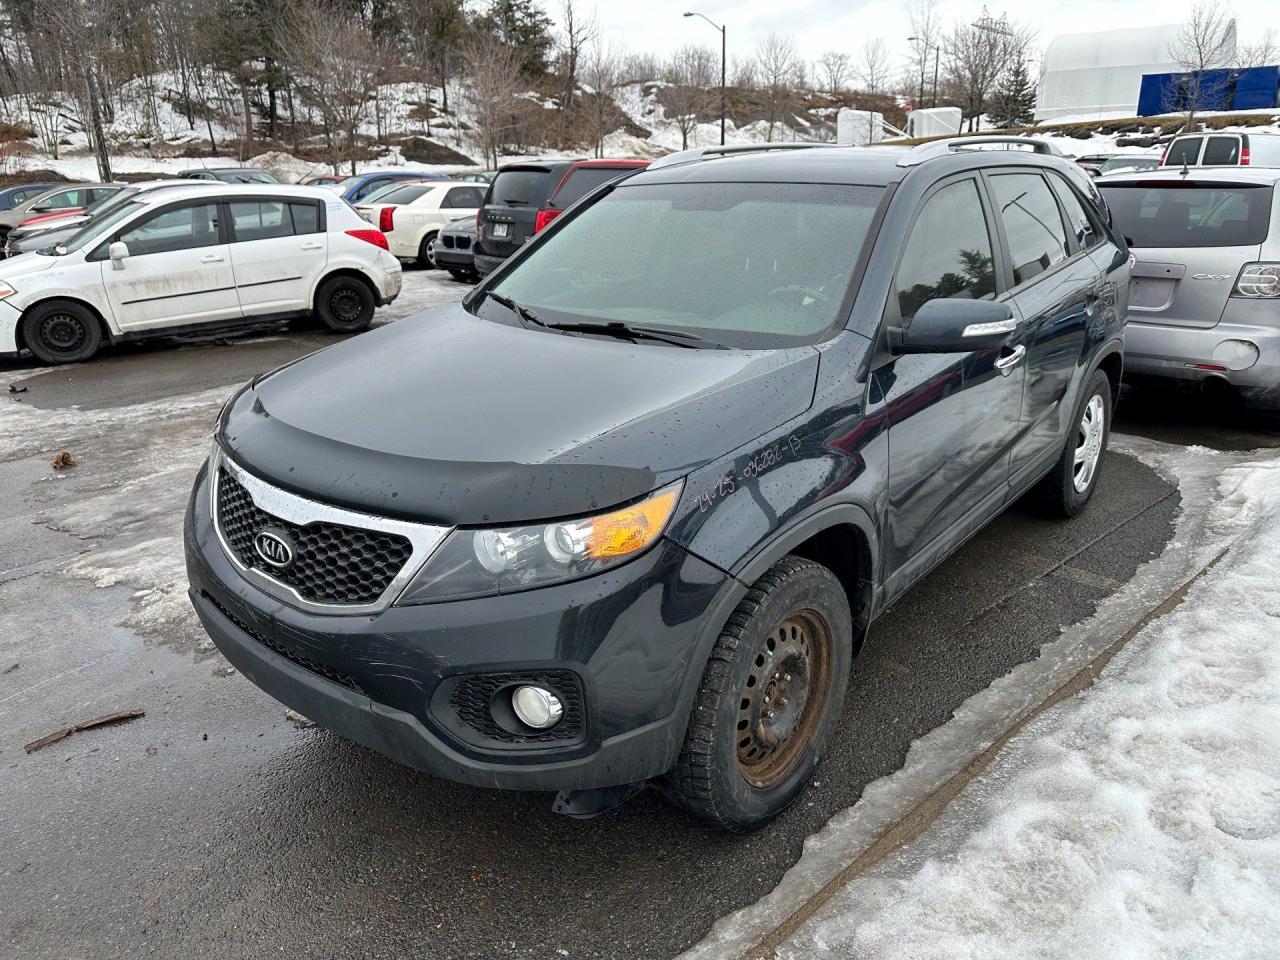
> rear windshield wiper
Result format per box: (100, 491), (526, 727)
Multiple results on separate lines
(539, 320), (715, 349)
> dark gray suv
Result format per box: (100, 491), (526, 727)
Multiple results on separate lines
(185, 137), (1129, 830)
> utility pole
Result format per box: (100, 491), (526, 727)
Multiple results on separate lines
(684, 11), (727, 145)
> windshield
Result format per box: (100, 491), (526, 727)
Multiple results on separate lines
(488, 181), (884, 348)
(490, 170), (548, 206)
(1099, 182), (1273, 248)
(45, 200), (147, 255)
(82, 188), (138, 217)
(1099, 157), (1157, 175)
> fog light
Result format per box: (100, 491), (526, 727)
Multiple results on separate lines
(511, 685), (563, 729)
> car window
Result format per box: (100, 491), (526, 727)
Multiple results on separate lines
(375, 184), (433, 205)
(229, 201), (292, 241)
(119, 202), (221, 255)
(1165, 137), (1202, 166)
(490, 181), (884, 349)
(443, 187), (483, 208)
(1047, 174), (1101, 250)
(989, 172), (1071, 286)
(42, 189), (88, 209)
(489, 170), (548, 206)
(550, 167), (635, 208)
(894, 178), (997, 323)
(1202, 136), (1241, 165)
(289, 201), (320, 235)
(1098, 183), (1273, 248)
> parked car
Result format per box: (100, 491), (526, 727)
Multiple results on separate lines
(177, 167), (280, 184)
(1159, 132), (1280, 168)
(455, 170), (496, 184)
(535, 159), (650, 232)
(0, 181), (63, 211)
(357, 181), (485, 268)
(4, 180), (216, 258)
(473, 159), (583, 276)
(434, 215), (478, 280)
(0, 183), (120, 240)
(299, 173), (345, 186)
(1096, 155), (1160, 178)
(185, 136), (1127, 830)
(358, 177), (452, 205)
(0, 184), (401, 365)
(1099, 167), (1279, 397)
(1075, 154), (1119, 176)
(330, 171), (450, 203)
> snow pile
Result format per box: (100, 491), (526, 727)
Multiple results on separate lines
(245, 150), (327, 183)
(778, 448), (1280, 959)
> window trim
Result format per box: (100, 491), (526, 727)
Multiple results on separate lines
(979, 168), (1084, 297)
(87, 197), (230, 262)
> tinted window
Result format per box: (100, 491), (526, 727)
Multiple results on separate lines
(229, 200), (321, 240)
(491, 182), (883, 348)
(375, 184), (432, 205)
(1165, 137), (1202, 166)
(990, 173), (1070, 285)
(550, 167), (634, 208)
(289, 201), (320, 234)
(119, 202), (220, 255)
(1049, 174), (1101, 249)
(894, 179), (997, 322)
(1202, 136), (1241, 165)
(489, 170), (549, 206)
(443, 187), (483, 208)
(1098, 183), (1273, 248)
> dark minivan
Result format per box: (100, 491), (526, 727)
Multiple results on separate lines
(473, 159), (581, 276)
(186, 137), (1128, 830)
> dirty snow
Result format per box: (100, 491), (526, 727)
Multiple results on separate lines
(766, 444), (1280, 959)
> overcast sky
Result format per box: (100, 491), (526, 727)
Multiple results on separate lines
(564, 1), (1269, 75)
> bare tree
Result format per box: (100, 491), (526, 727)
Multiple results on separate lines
(817, 51), (851, 97)
(463, 34), (524, 168)
(1236, 28), (1278, 68)
(1167, 1), (1235, 127)
(906, 0), (942, 107)
(944, 12), (1031, 131)
(755, 33), (800, 142)
(664, 44), (717, 149)
(858, 37), (891, 94)
(44, 0), (112, 179)
(580, 38), (625, 158)
(557, 0), (597, 112)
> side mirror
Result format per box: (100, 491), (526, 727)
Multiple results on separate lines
(895, 298), (1017, 354)
(108, 241), (130, 270)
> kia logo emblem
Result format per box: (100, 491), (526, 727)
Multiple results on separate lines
(253, 529), (295, 569)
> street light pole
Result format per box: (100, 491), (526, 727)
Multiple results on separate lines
(684, 11), (726, 146)
(931, 46), (940, 107)
(908, 35), (926, 108)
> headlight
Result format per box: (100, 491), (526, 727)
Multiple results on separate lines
(0, 282), (15, 300)
(396, 481), (683, 604)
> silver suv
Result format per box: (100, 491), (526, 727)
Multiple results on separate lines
(1099, 167), (1280, 397)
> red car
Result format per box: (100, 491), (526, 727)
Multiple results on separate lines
(534, 159), (651, 232)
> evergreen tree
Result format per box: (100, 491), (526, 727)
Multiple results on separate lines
(476, 0), (554, 77)
(990, 58), (1037, 128)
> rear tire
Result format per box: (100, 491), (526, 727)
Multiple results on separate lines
(416, 232), (439, 270)
(668, 556), (852, 831)
(21, 299), (103, 364)
(1039, 369), (1111, 517)
(314, 275), (375, 333)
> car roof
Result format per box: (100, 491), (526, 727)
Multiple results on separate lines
(130, 183), (342, 205)
(633, 145), (911, 186)
(1098, 166), (1280, 185)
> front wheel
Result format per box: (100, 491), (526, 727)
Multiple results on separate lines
(314, 276), (375, 333)
(21, 299), (103, 364)
(1040, 368), (1111, 517)
(668, 556), (852, 831)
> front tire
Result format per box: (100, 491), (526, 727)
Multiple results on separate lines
(314, 275), (375, 333)
(669, 556), (852, 831)
(21, 299), (103, 364)
(416, 232), (439, 269)
(1040, 368), (1111, 517)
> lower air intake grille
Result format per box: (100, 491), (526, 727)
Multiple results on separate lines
(449, 670), (585, 744)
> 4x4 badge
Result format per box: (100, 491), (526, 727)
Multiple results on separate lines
(253, 528), (295, 569)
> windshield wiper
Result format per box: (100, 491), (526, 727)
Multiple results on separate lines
(484, 290), (548, 328)
(539, 320), (713, 349)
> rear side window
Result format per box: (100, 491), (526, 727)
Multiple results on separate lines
(489, 170), (549, 206)
(229, 200), (322, 240)
(1048, 174), (1101, 250)
(989, 173), (1070, 285)
(1098, 183), (1273, 248)
(894, 178), (997, 322)
(442, 186), (483, 208)
(550, 167), (634, 208)
(1165, 137), (1202, 166)
(1202, 136), (1241, 166)
(376, 184), (433, 205)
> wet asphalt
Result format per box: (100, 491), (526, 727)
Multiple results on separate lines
(1, 272), (1275, 960)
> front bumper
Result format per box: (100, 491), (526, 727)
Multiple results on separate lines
(433, 245), (474, 270)
(184, 462), (740, 791)
(473, 251), (505, 277)
(0, 298), (20, 356)
(1124, 313), (1280, 393)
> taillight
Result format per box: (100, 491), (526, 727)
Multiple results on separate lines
(1233, 262), (1280, 298)
(1241, 145), (1250, 165)
(534, 208), (562, 232)
(346, 228), (389, 250)
(378, 207), (394, 232)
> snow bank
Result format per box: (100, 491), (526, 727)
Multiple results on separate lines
(776, 447), (1280, 959)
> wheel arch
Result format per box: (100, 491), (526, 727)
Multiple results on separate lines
(311, 267), (378, 311)
(1093, 343), (1124, 407)
(16, 295), (115, 352)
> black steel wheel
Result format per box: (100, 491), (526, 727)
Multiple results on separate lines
(668, 556), (852, 830)
(21, 299), (103, 364)
(314, 275), (375, 333)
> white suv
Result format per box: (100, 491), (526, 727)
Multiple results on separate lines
(0, 184), (402, 364)
(355, 181), (485, 268)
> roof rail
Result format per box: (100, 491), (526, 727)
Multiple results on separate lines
(648, 142), (830, 170)
(897, 136), (1063, 167)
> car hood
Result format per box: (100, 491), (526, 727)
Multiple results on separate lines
(0, 252), (61, 279)
(11, 218), (85, 241)
(221, 303), (819, 526)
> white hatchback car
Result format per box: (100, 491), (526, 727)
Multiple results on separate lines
(355, 181), (485, 268)
(0, 184), (402, 364)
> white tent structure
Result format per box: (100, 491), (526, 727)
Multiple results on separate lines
(1035, 22), (1237, 122)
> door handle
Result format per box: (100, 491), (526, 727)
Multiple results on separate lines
(301, 242), (323, 250)
(994, 344), (1026, 375)
(201, 253), (224, 263)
